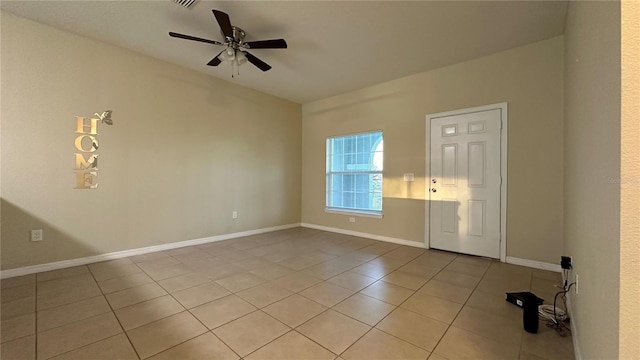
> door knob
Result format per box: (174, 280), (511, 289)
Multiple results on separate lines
(431, 188), (437, 193)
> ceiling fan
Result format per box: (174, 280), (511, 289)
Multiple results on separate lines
(169, 9), (287, 73)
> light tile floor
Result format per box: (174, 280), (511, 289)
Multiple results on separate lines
(1, 228), (575, 359)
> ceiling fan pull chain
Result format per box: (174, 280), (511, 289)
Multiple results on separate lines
(234, 50), (240, 77)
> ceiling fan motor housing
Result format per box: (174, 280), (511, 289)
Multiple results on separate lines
(225, 26), (246, 45)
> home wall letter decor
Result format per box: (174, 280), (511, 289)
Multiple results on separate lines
(73, 111), (112, 189)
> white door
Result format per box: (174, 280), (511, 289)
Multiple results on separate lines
(428, 107), (503, 259)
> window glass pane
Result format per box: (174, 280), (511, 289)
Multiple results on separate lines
(373, 139), (383, 171)
(355, 192), (368, 209)
(372, 192), (383, 211)
(356, 152), (367, 165)
(343, 191), (354, 209)
(355, 174), (369, 192)
(344, 137), (353, 153)
(330, 191), (342, 208)
(331, 174), (343, 192)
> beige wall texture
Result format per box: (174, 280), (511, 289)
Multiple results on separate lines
(0, 13), (301, 270)
(563, 1), (621, 359)
(302, 36), (564, 264)
(620, 2), (639, 359)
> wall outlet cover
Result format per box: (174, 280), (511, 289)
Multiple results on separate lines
(31, 229), (43, 242)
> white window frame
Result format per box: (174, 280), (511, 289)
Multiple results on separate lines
(325, 130), (383, 218)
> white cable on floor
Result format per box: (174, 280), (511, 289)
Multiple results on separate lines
(539, 304), (568, 323)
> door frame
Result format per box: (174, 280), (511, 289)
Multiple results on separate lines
(424, 102), (508, 262)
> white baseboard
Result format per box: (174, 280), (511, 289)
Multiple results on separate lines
(0, 223), (301, 279)
(3, 224), (564, 279)
(301, 225), (566, 274)
(301, 223), (427, 249)
(506, 256), (562, 272)
(562, 271), (581, 360)
(569, 302), (581, 360)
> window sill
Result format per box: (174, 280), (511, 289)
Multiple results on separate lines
(324, 208), (384, 219)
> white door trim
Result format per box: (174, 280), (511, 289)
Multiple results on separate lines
(425, 102), (508, 262)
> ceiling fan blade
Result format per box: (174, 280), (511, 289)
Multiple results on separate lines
(245, 39), (287, 49)
(169, 32), (222, 46)
(212, 10), (233, 39)
(244, 51), (272, 71)
(207, 51), (225, 66)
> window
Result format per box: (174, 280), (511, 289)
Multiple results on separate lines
(326, 131), (383, 216)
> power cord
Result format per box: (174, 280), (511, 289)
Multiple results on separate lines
(540, 268), (575, 336)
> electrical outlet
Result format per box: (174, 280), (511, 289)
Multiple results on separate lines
(31, 229), (43, 242)
(232, 211), (238, 219)
(349, 217), (356, 223)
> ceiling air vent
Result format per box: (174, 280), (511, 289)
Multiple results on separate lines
(172, 0), (198, 8)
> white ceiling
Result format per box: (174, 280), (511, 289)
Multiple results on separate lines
(1, 1), (568, 104)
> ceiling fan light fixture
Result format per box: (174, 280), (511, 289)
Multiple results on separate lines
(236, 51), (247, 65)
(220, 47), (235, 61)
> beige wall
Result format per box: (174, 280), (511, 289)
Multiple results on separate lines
(0, 13), (301, 270)
(302, 36), (564, 264)
(620, 2), (639, 359)
(563, 1), (621, 359)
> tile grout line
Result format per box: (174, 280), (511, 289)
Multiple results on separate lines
(173, 290), (245, 359)
(35, 273), (39, 360)
(223, 237), (403, 359)
(204, 237), (369, 359)
(240, 309), (325, 359)
(274, 249), (442, 358)
(433, 256), (493, 350)
(21, 232), (274, 358)
(121, 255), (214, 360)
(120, 238), (337, 358)
(31, 237), (351, 357)
(100, 257), (256, 359)
(347, 252), (460, 357)
(21, 231), (566, 360)
(33, 265), (135, 360)
(280, 246), (432, 357)
(22, 266), (185, 360)
(138, 246), (281, 359)
(249, 266), (373, 358)
(89, 262), (143, 360)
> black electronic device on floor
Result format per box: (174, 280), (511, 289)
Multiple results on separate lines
(506, 291), (544, 308)
(507, 291), (544, 334)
